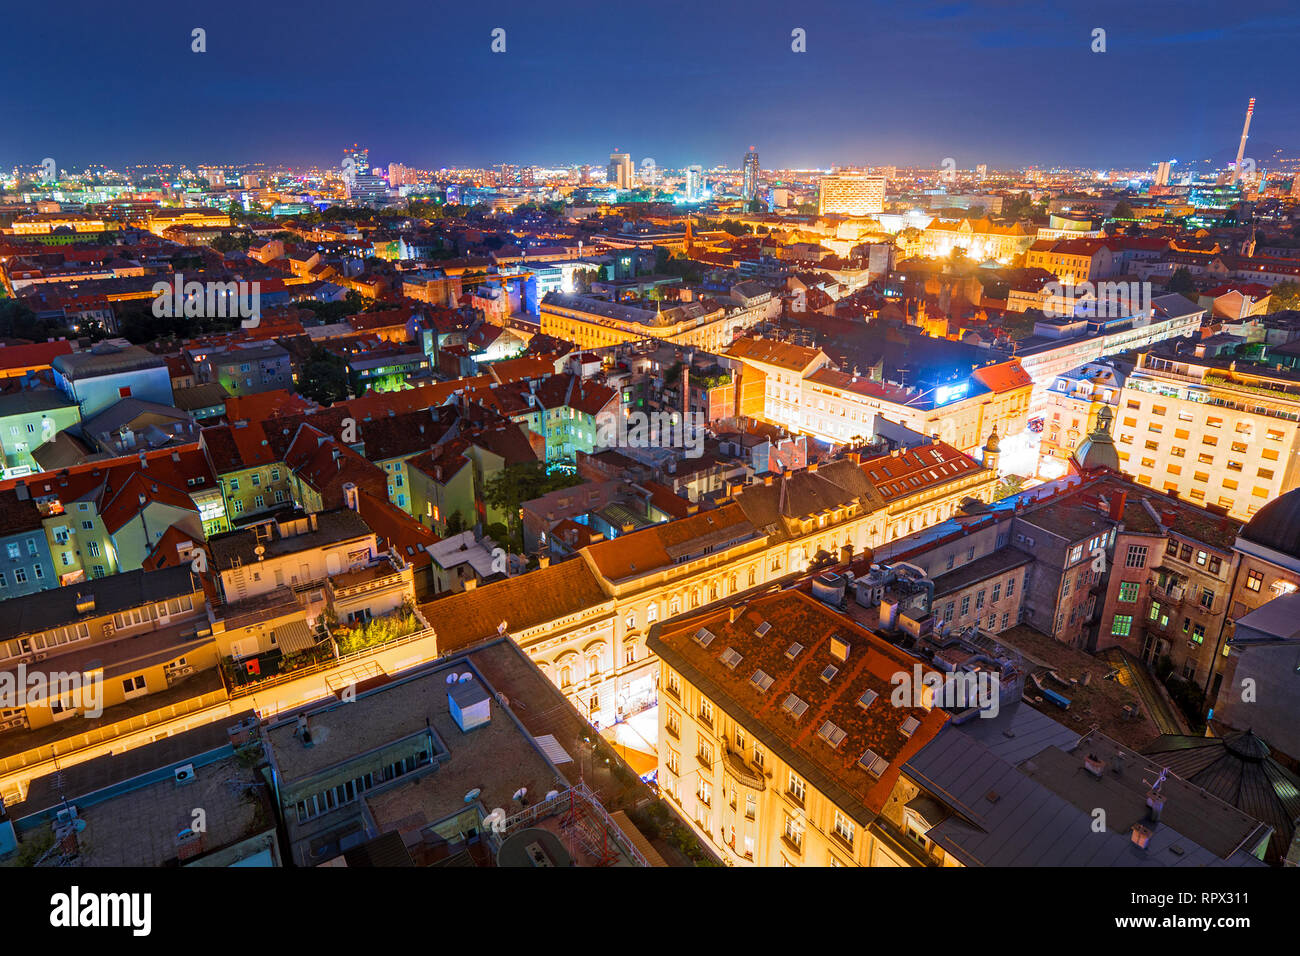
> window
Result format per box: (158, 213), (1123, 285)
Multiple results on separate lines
(784, 812), (804, 851)
(753, 742), (765, 769)
(1112, 615), (1133, 637)
(1246, 569), (1264, 592)
(665, 709), (679, 737)
(1006, 577), (1015, 597)
(13, 569), (26, 584)
(960, 595), (970, 616)
(696, 780), (711, 806)
(698, 698), (714, 726)
(992, 583), (1001, 603)
(1118, 581), (1139, 602)
(1125, 545), (1147, 569)
(834, 810), (855, 846)
(121, 675), (146, 695)
(745, 794), (756, 820)
(787, 771), (806, 803)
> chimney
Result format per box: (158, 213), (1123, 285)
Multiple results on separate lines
(728, 605), (738, 623)
(1146, 788), (1165, 823)
(764, 475), (773, 486)
(1108, 490), (1127, 521)
(463, 578), (478, 592)
(342, 482), (359, 511)
(1084, 753), (1107, 778)
(808, 462), (819, 473)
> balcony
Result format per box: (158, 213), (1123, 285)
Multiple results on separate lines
(722, 748), (766, 791)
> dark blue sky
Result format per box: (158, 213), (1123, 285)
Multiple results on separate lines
(5, 0), (1299, 172)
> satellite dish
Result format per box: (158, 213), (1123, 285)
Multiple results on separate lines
(464, 788), (482, 802)
(458, 673), (473, 683)
(545, 789), (559, 801)
(254, 545), (265, 556)
(445, 673), (457, 684)
(512, 787), (527, 801)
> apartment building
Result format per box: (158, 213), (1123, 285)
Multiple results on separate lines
(540, 292), (765, 353)
(0, 566), (209, 732)
(648, 589), (948, 866)
(1117, 345), (1300, 520)
(426, 449), (996, 727)
(727, 336), (1032, 455)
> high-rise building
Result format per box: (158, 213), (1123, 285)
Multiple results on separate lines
(344, 144), (370, 177)
(1116, 345), (1300, 521)
(1291, 174), (1300, 199)
(817, 172), (886, 216)
(200, 167), (224, 189)
(742, 148), (760, 200)
(1154, 161), (1172, 186)
(607, 152), (634, 190)
(976, 164), (988, 180)
(389, 162), (414, 186)
(685, 165), (704, 202)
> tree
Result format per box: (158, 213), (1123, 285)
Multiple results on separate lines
(1167, 267), (1198, 302)
(484, 462), (583, 549)
(1267, 280), (1300, 313)
(1111, 201), (1135, 220)
(297, 347), (349, 404)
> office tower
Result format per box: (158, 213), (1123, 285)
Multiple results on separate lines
(608, 152), (634, 190)
(241, 173), (260, 190)
(201, 167), (224, 188)
(1291, 174), (1300, 199)
(817, 172), (886, 216)
(742, 148), (760, 200)
(685, 165), (704, 202)
(1155, 161), (1172, 186)
(347, 173), (387, 203)
(1231, 98), (1255, 186)
(976, 164), (988, 180)
(344, 144), (369, 176)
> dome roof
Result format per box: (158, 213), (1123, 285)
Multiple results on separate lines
(1072, 406), (1119, 473)
(984, 427), (1000, 454)
(1240, 487), (1300, 559)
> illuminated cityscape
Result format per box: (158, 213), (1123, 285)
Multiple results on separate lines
(1, 5), (1298, 923)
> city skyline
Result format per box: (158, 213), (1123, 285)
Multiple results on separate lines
(5, 0), (1300, 171)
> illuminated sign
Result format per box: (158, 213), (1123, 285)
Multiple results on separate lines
(933, 382), (969, 406)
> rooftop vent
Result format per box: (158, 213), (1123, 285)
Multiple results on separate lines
(829, 636), (850, 662)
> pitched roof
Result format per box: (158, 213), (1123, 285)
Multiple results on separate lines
(420, 558), (610, 653)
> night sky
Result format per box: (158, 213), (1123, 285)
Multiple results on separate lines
(5, 0), (1299, 172)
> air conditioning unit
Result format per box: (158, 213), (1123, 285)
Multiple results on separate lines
(174, 764), (196, 785)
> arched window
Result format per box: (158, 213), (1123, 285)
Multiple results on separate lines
(587, 654), (601, 676)
(559, 666), (572, 688)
